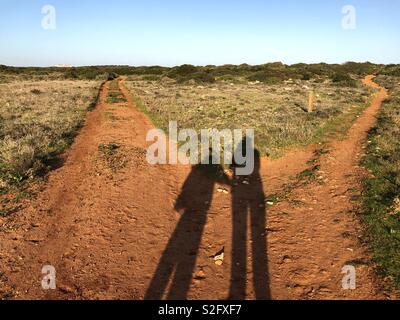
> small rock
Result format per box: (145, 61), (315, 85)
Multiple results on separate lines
(215, 259), (224, 266)
(194, 270), (206, 280)
(217, 188), (229, 194)
(213, 248), (225, 266)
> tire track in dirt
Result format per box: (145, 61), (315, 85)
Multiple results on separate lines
(0, 75), (391, 300)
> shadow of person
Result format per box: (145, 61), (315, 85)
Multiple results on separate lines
(229, 141), (271, 300)
(145, 158), (228, 300)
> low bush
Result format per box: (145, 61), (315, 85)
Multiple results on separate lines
(331, 73), (358, 87)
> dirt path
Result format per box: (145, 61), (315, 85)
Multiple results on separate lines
(262, 75), (389, 299)
(0, 76), (391, 300)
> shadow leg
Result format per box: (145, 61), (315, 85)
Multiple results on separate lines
(229, 199), (248, 300)
(250, 202), (271, 300)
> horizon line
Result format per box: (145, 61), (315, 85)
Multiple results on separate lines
(1, 60), (396, 69)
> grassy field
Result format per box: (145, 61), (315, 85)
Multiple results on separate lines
(126, 75), (374, 158)
(362, 75), (400, 289)
(0, 79), (102, 214)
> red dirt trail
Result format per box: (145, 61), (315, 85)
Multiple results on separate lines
(0, 76), (394, 300)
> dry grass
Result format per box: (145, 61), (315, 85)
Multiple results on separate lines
(126, 76), (373, 158)
(0, 80), (102, 197)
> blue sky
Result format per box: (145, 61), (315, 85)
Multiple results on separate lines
(0, 0), (399, 67)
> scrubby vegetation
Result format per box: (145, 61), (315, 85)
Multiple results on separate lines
(0, 80), (102, 213)
(362, 75), (400, 289)
(331, 72), (357, 87)
(161, 61), (381, 85)
(380, 65), (400, 77)
(0, 62), (383, 85)
(126, 75), (373, 158)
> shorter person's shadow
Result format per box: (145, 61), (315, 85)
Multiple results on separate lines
(145, 160), (228, 300)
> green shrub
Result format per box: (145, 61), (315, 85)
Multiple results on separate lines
(247, 72), (283, 84)
(301, 73), (312, 81)
(191, 72), (215, 84)
(107, 72), (119, 81)
(169, 65), (215, 84)
(132, 66), (169, 75)
(142, 74), (161, 81)
(331, 73), (357, 87)
(341, 62), (379, 75)
(64, 68), (79, 79)
(168, 64), (198, 78)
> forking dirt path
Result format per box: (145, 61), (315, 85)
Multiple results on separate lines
(0, 75), (393, 300)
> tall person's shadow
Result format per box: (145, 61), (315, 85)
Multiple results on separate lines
(145, 158), (228, 300)
(229, 140), (271, 300)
